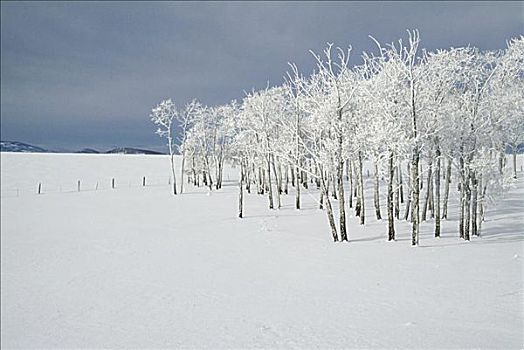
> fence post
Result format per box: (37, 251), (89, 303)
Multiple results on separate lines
(112, 178), (115, 189)
(77, 180), (81, 192)
(38, 183), (42, 194)
(143, 176), (146, 187)
(95, 181), (99, 190)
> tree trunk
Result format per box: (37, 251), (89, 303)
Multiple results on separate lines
(247, 162), (251, 190)
(204, 156), (213, 191)
(214, 156), (220, 190)
(434, 145), (441, 237)
(216, 157), (224, 189)
(358, 152), (365, 225)
(404, 162), (411, 222)
(499, 144), (505, 175)
(353, 160), (358, 199)
(422, 152), (433, 222)
(471, 171), (478, 237)
(220, 158), (225, 188)
(478, 175), (487, 237)
(429, 160), (434, 219)
(317, 164), (338, 241)
(411, 151), (420, 246)
(420, 162), (423, 190)
(398, 162), (404, 203)
(238, 161), (244, 218)
(464, 166), (471, 241)
(334, 90), (346, 246)
(284, 164), (289, 194)
(295, 164), (301, 209)
(319, 183), (324, 210)
(373, 161), (382, 220)
(348, 161), (353, 209)
(322, 177), (339, 242)
(207, 170), (213, 191)
(267, 155), (274, 209)
(459, 155), (465, 239)
(277, 160), (283, 194)
(442, 157), (452, 220)
(387, 151), (395, 241)
(326, 174), (330, 199)
(170, 152), (177, 195)
(394, 163), (400, 219)
(192, 157), (197, 186)
(355, 165), (362, 218)
(332, 173), (338, 200)
(337, 156), (348, 241)
(302, 167), (308, 189)
(315, 163), (321, 189)
(271, 155), (281, 209)
(180, 152), (186, 194)
(257, 167), (263, 194)
(513, 145), (517, 179)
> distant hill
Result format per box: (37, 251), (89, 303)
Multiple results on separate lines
(1, 141), (165, 155)
(76, 148), (100, 154)
(0, 141), (48, 153)
(105, 147), (164, 155)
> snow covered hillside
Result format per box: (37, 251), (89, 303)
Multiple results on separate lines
(0, 141), (48, 153)
(1, 153), (523, 348)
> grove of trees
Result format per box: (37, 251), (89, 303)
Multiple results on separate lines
(151, 31), (523, 245)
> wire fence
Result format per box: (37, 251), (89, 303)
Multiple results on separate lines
(1, 175), (174, 199)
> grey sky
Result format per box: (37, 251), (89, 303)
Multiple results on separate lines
(1, 1), (522, 151)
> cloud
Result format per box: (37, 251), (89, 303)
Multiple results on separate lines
(1, 1), (522, 149)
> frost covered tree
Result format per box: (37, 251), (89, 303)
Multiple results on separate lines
(151, 98), (179, 195)
(306, 43), (358, 241)
(418, 47), (474, 237)
(360, 49), (410, 240)
(150, 30), (522, 245)
(491, 36), (524, 179)
(176, 99), (201, 193)
(368, 30), (425, 245)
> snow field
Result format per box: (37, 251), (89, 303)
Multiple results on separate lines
(1, 153), (523, 348)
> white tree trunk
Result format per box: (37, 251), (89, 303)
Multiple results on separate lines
(180, 152), (185, 194)
(403, 162), (411, 222)
(373, 161), (382, 220)
(387, 151), (395, 241)
(513, 146), (517, 179)
(411, 151), (420, 246)
(422, 152), (433, 222)
(434, 145), (441, 237)
(168, 139), (177, 195)
(442, 157), (452, 219)
(238, 161), (244, 218)
(320, 168), (339, 242)
(267, 154), (274, 210)
(358, 152), (365, 225)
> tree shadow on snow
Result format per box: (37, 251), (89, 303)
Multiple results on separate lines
(348, 235), (385, 243)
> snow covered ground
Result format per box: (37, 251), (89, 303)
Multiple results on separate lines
(1, 152), (523, 348)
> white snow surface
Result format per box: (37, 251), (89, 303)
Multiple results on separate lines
(1, 153), (523, 349)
